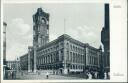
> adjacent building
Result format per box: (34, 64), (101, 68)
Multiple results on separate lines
(6, 60), (20, 71)
(101, 4), (110, 72)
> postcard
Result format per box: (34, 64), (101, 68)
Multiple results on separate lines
(0, 0), (127, 83)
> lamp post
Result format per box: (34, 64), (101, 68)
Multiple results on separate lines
(3, 22), (7, 79)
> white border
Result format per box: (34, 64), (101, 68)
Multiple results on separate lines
(1, 0), (4, 82)
(1, 0), (127, 82)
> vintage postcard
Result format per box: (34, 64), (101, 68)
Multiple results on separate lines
(0, 0), (127, 83)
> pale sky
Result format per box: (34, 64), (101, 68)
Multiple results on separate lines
(3, 3), (104, 60)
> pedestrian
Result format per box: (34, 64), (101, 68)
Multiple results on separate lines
(88, 72), (92, 79)
(21, 71), (23, 76)
(94, 71), (98, 79)
(104, 72), (107, 79)
(38, 71), (40, 75)
(11, 72), (14, 79)
(53, 70), (55, 75)
(85, 71), (88, 79)
(46, 72), (49, 79)
(108, 72), (110, 79)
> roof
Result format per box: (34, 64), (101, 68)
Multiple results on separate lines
(37, 34), (87, 51)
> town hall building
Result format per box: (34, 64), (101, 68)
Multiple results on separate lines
(20, 8), (102, 74)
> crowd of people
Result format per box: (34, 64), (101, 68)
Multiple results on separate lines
(44, 70), (110, 79)
(84, 70), (110, 79)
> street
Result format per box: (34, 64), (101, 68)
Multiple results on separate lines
(17, 73), (85, 80)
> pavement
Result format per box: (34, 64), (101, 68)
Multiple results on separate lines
(18, 74), (85, 80)
(5, 71), (108, 80)
(16, 72), (85, 80)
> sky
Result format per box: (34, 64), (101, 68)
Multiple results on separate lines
(3, 3), (104, 60)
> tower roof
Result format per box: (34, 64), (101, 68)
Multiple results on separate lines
(33, 8), (49, 23)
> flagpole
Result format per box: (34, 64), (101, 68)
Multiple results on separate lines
(64, 18), (66, 34)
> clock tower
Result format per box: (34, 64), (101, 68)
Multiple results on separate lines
(33, 8), (49, 47)
(32, 8), (49, 72)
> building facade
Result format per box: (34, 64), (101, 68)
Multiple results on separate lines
(20, 53), (28, 70)
(20, 8), (101, 74)
(6, 60), (20, 71)
(85, 44), (101, 71)
(36, 34), (86, 74)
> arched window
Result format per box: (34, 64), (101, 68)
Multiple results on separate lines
(70, 45), (72, 50)
(67, 43), (69, 49)
(41, 18), (46, 24)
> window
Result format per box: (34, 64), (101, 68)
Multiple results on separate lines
(70, 52), (72, 62)
(71, 65), (72, 69)
(73, 46), (75, 51)
(67, 43), (69, 47)
(70, 45), (72, 50)
(75, 47), (77, 52)
(41, 18), (46, 24)
(88, 56), (90, 64)
(73, 53), (75, 62)
(56, 52), (59, 61)
(46, 29), (49, 35)
(52, 54), (54, 62)
(61, 42), (63, 48)
(67, 51), (69, 61)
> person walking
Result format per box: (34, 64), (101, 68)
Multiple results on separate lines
(88, 72), (92, 79)
(104, 72), (107, 79)
(46, 72), (49, 79)
(94, 71), (98, 79)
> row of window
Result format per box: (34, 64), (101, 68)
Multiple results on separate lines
(67, 43), (84, 54)
(67, 51), (84, 64)
(70, 65), (84, 69)
(36, 64), (84, 70)
(88, 56), (99, 65)
(37, 49), (85, 65)
(7, 65), (14, 69)
(37, 42), (85, 57)
(88, 48), (98, 55)
(37, 52), (59, 65)
(20, 56), (28, 62)
(37, 42), (64, 56)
